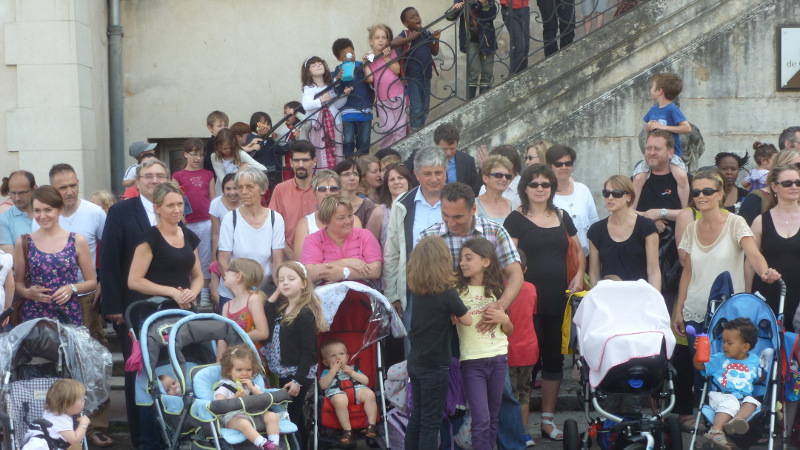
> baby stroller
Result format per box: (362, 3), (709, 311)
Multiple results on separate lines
(689, 272), (784, 450)
(128, 298), (299, 450)
(566, 279), (681, 450)
(305, 281), (406, 449)
(0, 312), (112, 450)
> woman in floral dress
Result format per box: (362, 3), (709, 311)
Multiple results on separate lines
(14, 186), (96, 324)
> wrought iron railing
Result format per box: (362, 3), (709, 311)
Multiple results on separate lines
(268, 0), (639, 165)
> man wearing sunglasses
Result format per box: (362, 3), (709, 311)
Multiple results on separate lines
(405, 123), (481, 195)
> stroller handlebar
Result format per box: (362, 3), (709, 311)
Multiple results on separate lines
(123, 296), (178, 336)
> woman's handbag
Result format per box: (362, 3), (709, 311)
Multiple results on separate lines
(558, 210), (585, 291)
(9, 235), (32, 326)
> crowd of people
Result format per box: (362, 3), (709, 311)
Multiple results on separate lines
(0, 21), (798, 447)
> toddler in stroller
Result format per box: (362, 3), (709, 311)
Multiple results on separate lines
(214, 345), (281, 450)
(20, 379), (89, 449)
(693, 318), (764, 449)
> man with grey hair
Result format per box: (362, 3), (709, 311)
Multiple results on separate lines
(779, 126), (800, 150)
(99, 158), (169, 450)
(384, 146), (448, 351)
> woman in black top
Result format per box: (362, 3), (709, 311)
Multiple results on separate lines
(715, 152), (750, 215)
(750, 164), (800, 331)
(503, 164), (583, 441)
(587, 175), (660, 289)
(128, 182), (203, 308)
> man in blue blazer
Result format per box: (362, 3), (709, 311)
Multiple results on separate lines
(100, 159), (168, 450)
(405, 123), (481, 195)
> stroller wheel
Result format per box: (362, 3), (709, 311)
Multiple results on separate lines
(664, 416), (684, 450)
(564, 419), (581, 450)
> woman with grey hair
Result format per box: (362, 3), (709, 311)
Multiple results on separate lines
(128, 182), (203, 308)
(293, 170), (364, 257)
(216, 167), (285, 311)
(300, 195), (382, 286)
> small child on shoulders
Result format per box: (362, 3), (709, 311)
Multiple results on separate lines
(694, 318), (767, 450)
(743, 142), (778, 192)
(633, 73), (692, 209)
(319, 338), (379, 445)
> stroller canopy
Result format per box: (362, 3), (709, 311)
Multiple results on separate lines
(574, 280), (676, 387)
(0, 318), (112, 411)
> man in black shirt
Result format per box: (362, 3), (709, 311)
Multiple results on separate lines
(635, 129), (693, 428)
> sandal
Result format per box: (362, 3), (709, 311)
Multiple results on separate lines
(89, 432), (114, 448)
(723, 417), (749, 435)
(340, 429), (354, 445)
(541, 414), (564, 441)
(703, 430), (731, 450)
(365, 423), (378, 438)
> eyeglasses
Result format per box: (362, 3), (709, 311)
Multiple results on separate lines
(778, 179), (800, 188)
(315, 186), (341, 193)
(691, 188), (719, 198)
(140, 174), (168, 181)
(8, 190), (31, 197)
(552, 161), (574, 168)
(601, 189), (627, 198)
(525, 155), (536, 161)
(187, 152), (204, 158)
(487, 172), (513, 181)
(527, 182), (552, 189)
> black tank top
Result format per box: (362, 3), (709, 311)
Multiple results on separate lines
(753, 211), (800, 331)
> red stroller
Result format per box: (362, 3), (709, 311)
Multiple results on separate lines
(305, 282), (405, 449)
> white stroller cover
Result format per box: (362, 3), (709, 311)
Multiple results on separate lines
(574, 279), (676, 387)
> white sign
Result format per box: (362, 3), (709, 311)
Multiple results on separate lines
(780, 27), (800, 90)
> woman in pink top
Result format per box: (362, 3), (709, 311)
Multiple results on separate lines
(365, 24), (407, 147)
(300, 195), (383, 287)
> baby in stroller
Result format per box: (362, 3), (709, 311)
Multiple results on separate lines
(21, 379), (89, 449)
(214, 345), (281, 450)
(694, 318), (764, 449)
(319, 338), (379, 445)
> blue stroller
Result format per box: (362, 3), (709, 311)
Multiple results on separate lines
(128, 297), (298, 450)
(689, 273), (785, 450)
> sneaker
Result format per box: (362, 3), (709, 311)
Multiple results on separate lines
(524, 433), (535, 447)
(260, 441), (278, 450)
(199, 291), (211, 307)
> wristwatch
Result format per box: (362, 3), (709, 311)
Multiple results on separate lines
(660, 208), (668, 220)
(70, 284), (78, 294)
(342, 267), (350, 280)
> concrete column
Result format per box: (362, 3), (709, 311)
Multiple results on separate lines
(4, 0), (98, 191)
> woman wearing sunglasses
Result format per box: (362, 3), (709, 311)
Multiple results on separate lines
(749, 164), (800, 332)
(293, 170), (363, 258)
(739, 149), (800, 225)
(587, 176), (661, 289)
(475, 155), (519, 225)
(545, 145), (599, 258)
(503, 164), (585, 441)
(672, 170), (780, 340)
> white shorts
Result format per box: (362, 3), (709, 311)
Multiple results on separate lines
(708, 391), (760, 417)
(187, 220), (212, 280)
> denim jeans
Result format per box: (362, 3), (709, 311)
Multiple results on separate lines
(407, 76), (432, 132)
(343, 120), (371, 157)
(497, 370), (528, 450)
(537, 0), (575, 57)
(467, 42), (494, 95)
(462, 355), (508, 449)
(501, 6), (531, 74)
(407, 364), (451, 450)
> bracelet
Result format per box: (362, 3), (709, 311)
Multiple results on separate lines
(80, 425), (88, 429)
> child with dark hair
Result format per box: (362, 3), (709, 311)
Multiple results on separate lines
(448, 0), (498, 99)
(331, 38), (373, 157)
(743, 142), (778, 191)
(203, 110), (230, 175)
(694, 317), (766, 449)
(301, 57), (351, 170)
(275, 101), (304, 181)
(391, 7), (441, 132)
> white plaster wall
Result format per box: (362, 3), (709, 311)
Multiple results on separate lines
(119, 0), (450, 152)
(0, 0), (19, 171)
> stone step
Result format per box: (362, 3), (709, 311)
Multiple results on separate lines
(112, 352), (126, 377)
